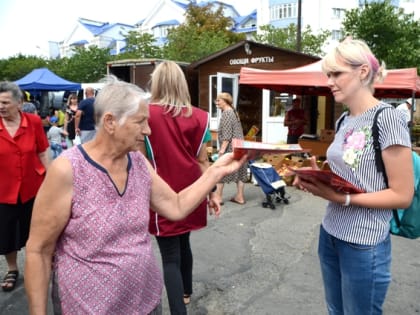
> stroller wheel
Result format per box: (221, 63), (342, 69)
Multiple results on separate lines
(269, 204), (276, 210)
(283, 198), (289, 204)
(275, 196), (281, 203)
(262, 202), (268, 208)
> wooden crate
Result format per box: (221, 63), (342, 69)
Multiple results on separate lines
(262, 153), (287, 168)
(320, 129), (335, 142)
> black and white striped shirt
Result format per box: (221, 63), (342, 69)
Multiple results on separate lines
(323, 103), (411, 245)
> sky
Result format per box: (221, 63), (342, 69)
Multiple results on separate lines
(0, 0), (257, 59)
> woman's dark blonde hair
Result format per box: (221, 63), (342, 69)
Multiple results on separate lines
(66, 93), (78, 106)
(217, 92), (233, 107)
(218, 92), (240, 121)
(150, 60), (192, 117)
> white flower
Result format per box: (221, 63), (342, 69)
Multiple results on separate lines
(343, 148), (357, 168)
(342, 126), (371, 169)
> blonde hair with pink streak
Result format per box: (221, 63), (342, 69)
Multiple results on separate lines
(322, 38), (387, 91)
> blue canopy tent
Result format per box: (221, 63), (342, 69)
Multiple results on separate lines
(14, 68), (81, 91)
(14, 68), (82, 116)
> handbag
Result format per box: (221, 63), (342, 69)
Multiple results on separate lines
(61, 138), (68, 149)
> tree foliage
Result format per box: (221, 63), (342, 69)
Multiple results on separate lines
(163, 3), (245, 62)
(120, 31), (163, 59)
(342, 0), (419, 71)
(0, 46), (112, 83)
(53, 46), (112, 82)
(0, 54), (48, 81)
(253, 24), (331, 56)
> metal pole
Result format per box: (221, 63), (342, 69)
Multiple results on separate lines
(296, 0), (302, 52)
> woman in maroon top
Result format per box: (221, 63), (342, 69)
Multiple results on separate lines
(0, 82), (49, 292)
(145, 61), (220, 314)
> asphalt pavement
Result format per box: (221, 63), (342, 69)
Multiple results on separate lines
(1, 182), (420, 314)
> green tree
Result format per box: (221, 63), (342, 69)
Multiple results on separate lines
(0, 54), (48, 81)
(0, 47), (112, 83)
(342, 0), (420, 71)
(56, 46), (112, 82)
(163, 3), (245, 62)
(253, 24), (331, 56)
(120, 31), (163, 59)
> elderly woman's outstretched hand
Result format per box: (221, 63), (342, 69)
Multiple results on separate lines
(211, 152), (248, 177)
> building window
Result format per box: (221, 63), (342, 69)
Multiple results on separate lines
(152, 25), (173, 38)
(359, 0), (400, 7)
(270, 3), (297, 21)
(331, 30), (343, 41)
(210, 75), (218, 119)
(242, 20), (256, 29)
(270, 93), (286, 117)
(332, 8), (346, 19)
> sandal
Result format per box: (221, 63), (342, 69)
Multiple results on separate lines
(183, 294), (191, 305)
(2, 270), (19, 292)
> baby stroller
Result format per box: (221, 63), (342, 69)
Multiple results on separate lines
(249, 162), (289, 209)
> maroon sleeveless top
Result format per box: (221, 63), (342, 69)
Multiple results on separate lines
(147, 104), (209, 236)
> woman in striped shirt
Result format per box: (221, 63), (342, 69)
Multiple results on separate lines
(294, 38), (413, 315)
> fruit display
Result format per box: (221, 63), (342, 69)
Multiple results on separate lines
(261, 153), (326, 185)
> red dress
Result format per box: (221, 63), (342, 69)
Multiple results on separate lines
(147, 104), (209, 236)
(0, 112), (49, 204)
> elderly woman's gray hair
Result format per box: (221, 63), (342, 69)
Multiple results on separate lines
(0, 81), (23, 103)
(94, 76), (150, 127)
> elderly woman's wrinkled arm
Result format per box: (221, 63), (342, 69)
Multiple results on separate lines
(25, 157), (73, 315)
(149, 152), (247, 220)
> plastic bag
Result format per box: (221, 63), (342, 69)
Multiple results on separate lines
(74, 135), (81, 145)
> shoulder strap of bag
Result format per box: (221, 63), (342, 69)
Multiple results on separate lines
(336, 108), (388, 176)
(372, 107), (389, 176)
(335, 112), (348, 133)
(337, 107), (401, 225)
(372, 106), (404, 227)
(336, 106), (391, 180)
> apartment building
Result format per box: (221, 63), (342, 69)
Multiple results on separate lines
(256, 0), (418, 53)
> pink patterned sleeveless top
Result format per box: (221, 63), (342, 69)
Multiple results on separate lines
(53, 146), (162, 314)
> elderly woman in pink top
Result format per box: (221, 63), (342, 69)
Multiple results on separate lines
(24, 76), (247, 315)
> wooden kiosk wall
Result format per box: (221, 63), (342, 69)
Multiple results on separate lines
(188, 40), (319, 136)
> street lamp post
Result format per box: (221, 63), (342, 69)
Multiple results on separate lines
(296, 0), (302, 52)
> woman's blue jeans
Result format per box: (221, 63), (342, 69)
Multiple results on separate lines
(318, 225), (391, 315)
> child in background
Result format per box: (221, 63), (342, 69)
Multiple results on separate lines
(47, 116), (68, 159)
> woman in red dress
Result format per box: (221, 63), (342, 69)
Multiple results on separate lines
(0, 81), (49, 292)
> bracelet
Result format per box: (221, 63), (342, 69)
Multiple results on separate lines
(343, 194), (351, 207)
